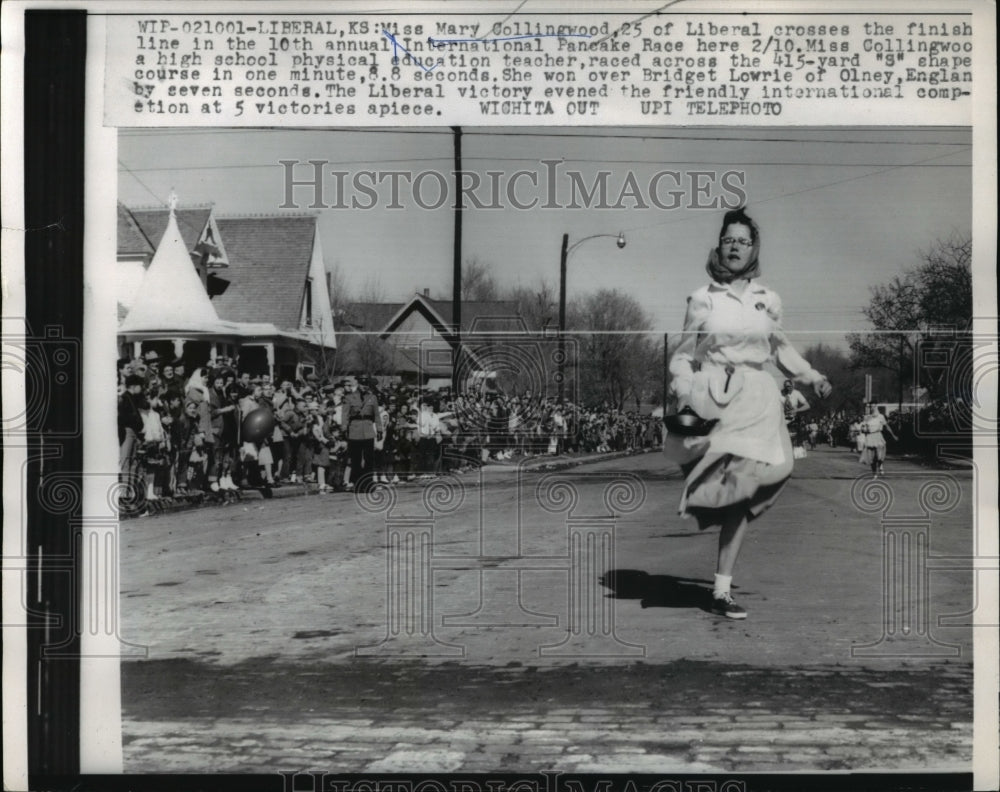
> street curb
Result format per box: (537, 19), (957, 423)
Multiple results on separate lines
(121, 447), (966, 520)
(123, 448), (653, 518)
(479, 448), (639, 475)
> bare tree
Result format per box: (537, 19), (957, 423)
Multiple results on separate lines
(462, 257), (500, 301)
(504, 279), (558, 332)
(327, 261), (351, 321)
(847, 232), (972, 402)
(569, 289), (655, 409)
(357, 274), (387, 306)
(802, 343), (866, 413)
(331, 274), (396, 376)
(308, 315), (339, 381)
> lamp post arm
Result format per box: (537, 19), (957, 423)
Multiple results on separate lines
(557, 230), (625, 405)
(566, 232), (621, 258)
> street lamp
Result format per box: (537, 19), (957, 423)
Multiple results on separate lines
(558, 231), (627, 403)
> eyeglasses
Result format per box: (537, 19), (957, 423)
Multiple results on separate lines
(720, 236), (753, 248)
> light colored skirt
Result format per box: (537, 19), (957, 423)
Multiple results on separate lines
(665, 367), (793, 530)
(258, 444), (273, 465)
(860, 432), (885, 465)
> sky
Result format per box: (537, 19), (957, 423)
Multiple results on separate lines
(117, 126), (972, 350)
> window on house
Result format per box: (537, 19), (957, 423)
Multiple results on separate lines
(305, 278), (313, 326)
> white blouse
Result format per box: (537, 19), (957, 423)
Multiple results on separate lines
(669, 280), (823, 402)
(863, 414), (888, 435)
(418, 410), (441, 438)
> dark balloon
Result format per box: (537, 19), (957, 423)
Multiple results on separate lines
(241, 408), (275, 443)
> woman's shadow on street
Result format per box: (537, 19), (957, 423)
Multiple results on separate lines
(599, 569), (719, 613)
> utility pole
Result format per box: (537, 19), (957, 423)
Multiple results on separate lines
(898, 332), (905, 414)
(557, 231), (626, 404)
(663, 332), (669, 416)
(451, 126), (462, 393)
(558, 232), (569, 403)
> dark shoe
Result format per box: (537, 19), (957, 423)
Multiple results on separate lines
(711, 592), (747, 620)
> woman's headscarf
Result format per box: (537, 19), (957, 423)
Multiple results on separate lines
(705, 208), (762, 284)
(184, 368), (211, 402)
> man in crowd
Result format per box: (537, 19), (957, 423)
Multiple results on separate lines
(303, 373), (320, 401)
(261, 382), (285, 483)
(341, 376), (383, 491)
(415, 398), (443, 475)
(173, 399), (202, 492)
(160, 361), (185, 402)
(276, 393), (302, 482)
(118, 373), (146, 478)
(273, 379), (293, 411)
(291, 397), (313, 483)
(142, 350), (161, 389)
(172, 360), (187, 393)
(208, 373), (239, 491)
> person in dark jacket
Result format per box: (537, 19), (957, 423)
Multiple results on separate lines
(172, 400), (203, 491)
(341, 377), (383, 491)
(208, 374), (238, 491)
(118, 374), (146, 477)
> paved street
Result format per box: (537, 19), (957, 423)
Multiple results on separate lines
(119, 447), (975, 773)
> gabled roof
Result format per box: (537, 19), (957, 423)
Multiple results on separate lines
(117, 203), (155, 256)
(119, 210), (223, 333)
(423, 296), (523, 331)
(127, 205), (214, 255)
(340, 301), (405, 332)
(380, 293), (523, 341)
(212, 215), (318, 330)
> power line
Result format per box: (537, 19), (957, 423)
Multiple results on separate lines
(118, 159), (214, 241)
(118, 156), (970, 174)
(753, 147), (968, 207)
(621, 147), (969, 236)
(119, 159), (168, 206)
(119, 157), (455, 173)
(118, 145), (971, 177)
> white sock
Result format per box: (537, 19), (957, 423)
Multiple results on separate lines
(713, 573), (732, 598)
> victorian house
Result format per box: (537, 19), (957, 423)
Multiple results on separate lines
(117, 197), (336, 381)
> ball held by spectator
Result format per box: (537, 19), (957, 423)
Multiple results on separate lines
(241, 407), (276, 444)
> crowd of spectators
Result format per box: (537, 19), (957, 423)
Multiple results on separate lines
(788, 402), (970, 460)
(789, 413), (852, 450)
(117, 351), (662, 512)
(118, 351), (968, 514)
